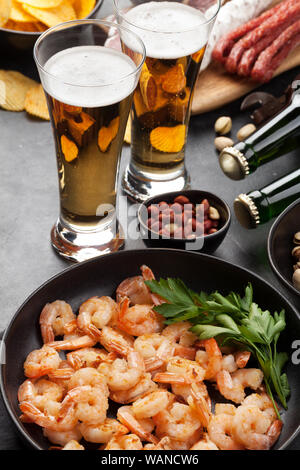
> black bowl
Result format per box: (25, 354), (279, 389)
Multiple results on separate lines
(1, 249), (300, 449)
(268, 199), (300, 298)
(0, 0), (103, 55)
(138, 190), (231, 254)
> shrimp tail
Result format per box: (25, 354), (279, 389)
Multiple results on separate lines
(267, 419), (283, 448)
(153, 372), (191, 384)
(140, 265), (166, 306)
(117, 406), (158, 444)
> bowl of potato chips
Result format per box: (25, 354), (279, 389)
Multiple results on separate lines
(0, 0), (103, 53)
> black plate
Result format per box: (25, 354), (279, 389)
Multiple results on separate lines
(268, 199), (300, 298)
(1, 249), (300, 450)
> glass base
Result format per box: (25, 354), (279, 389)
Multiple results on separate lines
(51, 218), (124, 263)
(122, 164), (191, 202)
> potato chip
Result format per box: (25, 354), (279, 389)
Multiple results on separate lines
(4, 19), (42, 30)
(16, 0), (63, 8)
(124, 116), (131, 144)
(73, 0), (95, 19)
(161, 64), (186, 95)
(150, 125), (186, 153)
(61, 134), (79, 162)
(0, 0), (12, 27)
(139, 63), (157, 110)
(22, 2), (76, 27)
(67, 111), (95, 146)
(24, 84), (50, 120)
(192, 47), (205, 64)
(10, 1), (36, 21)
(0, 70), (37, 111)
(98, 116), (120, 153)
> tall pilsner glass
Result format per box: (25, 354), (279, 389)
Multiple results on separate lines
(34, 20), (145, 262)
(114, 0), (221, 202)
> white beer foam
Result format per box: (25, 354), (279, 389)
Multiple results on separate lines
(122, 1), (209, 59)
(43, 46), (137, 108)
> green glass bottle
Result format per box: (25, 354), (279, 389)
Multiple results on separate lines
(234, 168), (300, 228)
(219, 85), (300, 180)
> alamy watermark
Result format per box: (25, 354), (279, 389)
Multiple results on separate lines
(96, 194), (205, 251)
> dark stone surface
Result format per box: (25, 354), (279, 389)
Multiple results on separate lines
(0, 0), (299, 450)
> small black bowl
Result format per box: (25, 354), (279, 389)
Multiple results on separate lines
(268, 198), (300, 298)
(138, 190), (231, 254)
(0, 0), (103, 55)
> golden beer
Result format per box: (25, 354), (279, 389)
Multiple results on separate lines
(115, 0), (220, 201)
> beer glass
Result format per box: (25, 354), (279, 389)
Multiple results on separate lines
(34, 20), (145, 262)
(114, 0), (221, 202)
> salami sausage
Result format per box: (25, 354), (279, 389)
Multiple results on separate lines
(251, 19), (300, 82)
(212, 0), (296, 63)
(225, 0), (300, 73)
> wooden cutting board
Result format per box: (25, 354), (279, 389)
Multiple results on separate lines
(192, 0), (300, 114)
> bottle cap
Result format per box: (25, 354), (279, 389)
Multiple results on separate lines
(219, 147), (250, 180)
(234, 194), (260, 229)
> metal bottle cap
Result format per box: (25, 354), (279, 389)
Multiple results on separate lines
(234, 194), (261, 229)
(219, 147), (250, 180)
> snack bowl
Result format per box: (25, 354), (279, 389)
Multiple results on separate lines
(268, 198), (300, 298)
(0, 0), (103, 54)
(138, 189), (231, 254)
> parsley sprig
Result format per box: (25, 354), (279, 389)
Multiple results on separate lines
(145, 279), (290, 415)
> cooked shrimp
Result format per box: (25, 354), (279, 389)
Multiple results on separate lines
(98, 350), (145, 392)
(39, 301), (75, 344)
(140, 265), (166, 306)
(65, 367), (109, 424)
(24, 346), (61, 379)
(207, 413), (244, 450)
(154, 357), (205, 385)
(190, 433), (219, 450)
(233, 405), (282, 450)
(215, 403), (236, 416)
(235, 350), (251, 368)
(134, 334), (174, 372)
(47, 331), (96, 351)
(99, 326), (134, 355)
(77, 296), (118, 341)
(196, 339), (223, 380)
(43, 426), (82, 446)
(242, 393), (278, 422)
(104, 434), (143, 450)
(117, 297), (164, 337)
(153, 401), (202, 442)
(116, 276), (153, 305)
(18, 378), (64, 410)
(67, 367), (108, 391)
(196, 348), (250, 377)
(162, 322), (197, 347)
(79, 419), (128, 444)
(67, 348), (109, 370)
(60, 384), (108, 426)
(187, 382), (212, 428)
(168, 431), (203, 451)
(216, 369), (264, 404)
(131, 390), (172, 419)
(110, 373), (157, 404)
(144, 437), (173, 450)
(48, 360), (75, 392)
(117, 406), (158, 444)
(20, 401), (78, 432)
(62, 440), (85, 450)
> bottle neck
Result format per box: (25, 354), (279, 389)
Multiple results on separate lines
(249, 168), (300, 224)
(237, 98), (300, 173)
